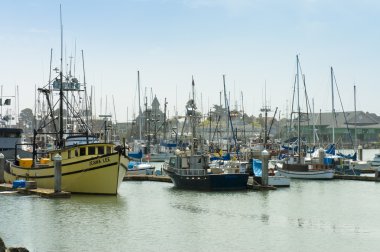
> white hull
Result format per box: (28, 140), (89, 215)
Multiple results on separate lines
(277, 168), (335, 179)
(126, 163), (155, 175)
(268, 175), (290, 186)
(126, 168), (155, 175)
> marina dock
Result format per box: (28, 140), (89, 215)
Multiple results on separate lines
(124, 174), (172, 183)
(0, 183), (71, 198)
(333, 174), (380, 182)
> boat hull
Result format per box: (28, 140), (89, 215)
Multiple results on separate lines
(277, 168), (334, 179)
(164, 169), (248, 190)
(4, 152), (127, 195)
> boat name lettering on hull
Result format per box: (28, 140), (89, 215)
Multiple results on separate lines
(89, 157), (110, 166)
(89, 159), (101, 166)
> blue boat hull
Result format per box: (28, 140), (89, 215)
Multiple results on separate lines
(164, 170), (248, 191)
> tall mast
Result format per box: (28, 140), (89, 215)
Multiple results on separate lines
(354, 85), (357, 152)
(138, 71), (142, 140)
(296, 55), (301, 162)
(223, 75), (229, 151)
(59, 5), (64, 147)
(331, 67), (335, 144)
(81, 50), (89, 135)
(241, 91), (246, 145)
(191, 76), (196, 142)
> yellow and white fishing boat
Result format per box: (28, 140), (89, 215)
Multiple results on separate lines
(3, 15), (129, 194)
(4, 142), (128, 195)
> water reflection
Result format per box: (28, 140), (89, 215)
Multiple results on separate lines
(2, 178), (380, 251)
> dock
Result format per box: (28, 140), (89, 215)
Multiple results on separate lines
(124, 175), (172, 183)
(247, 177), (277, 190)
(0, 183), (71, 198)
(334, 174), (380, 182)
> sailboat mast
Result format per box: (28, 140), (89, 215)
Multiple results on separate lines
(241, 91), (246, 145)
(82, 50), (89, 137)
(59, 5), (64, 147)
(296, 55), (301, 162)
(223, 75), (229, 151)
(331, 67), (335, 144)
(138, 71), (142, 140)
(354, 85), (357, 151)
(191, 76), (196, 142)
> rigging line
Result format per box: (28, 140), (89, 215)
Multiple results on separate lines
(333, 72), (354, 148)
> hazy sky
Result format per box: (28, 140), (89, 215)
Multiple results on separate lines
(0, 0), (379, 122)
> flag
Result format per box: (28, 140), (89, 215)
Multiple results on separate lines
(4, 99), (11, 105)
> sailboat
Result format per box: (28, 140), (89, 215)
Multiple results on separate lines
(3, 8), (128, 195)
(276, 56), (335, 179)
(125, 71), (156, 175)
(163, 77), (249, 190)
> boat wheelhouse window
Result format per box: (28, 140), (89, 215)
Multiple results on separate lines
(80, 147), (86, 156)
(106, 146), (111, 154)
(169, 157), (176, 167)
(181, 157), (189, 168)
(75, 148), (79, 157)
(98, 146), (104, 155)
(68, 150), (72, 159)
(88, 146), (96, 155)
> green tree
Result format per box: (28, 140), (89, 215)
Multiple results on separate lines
(19, 108), (34, 124)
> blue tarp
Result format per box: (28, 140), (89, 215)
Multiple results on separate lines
(128, 150), (143, 159)
(252, 159), (262, 177)
(325, 144), (336, 155)
(323, 157), (334, 165)
(337, 152), (357, 161)
(210, 153), (231, 161)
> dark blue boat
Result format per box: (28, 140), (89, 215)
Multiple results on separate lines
(163, 154), (248, 191)
(163, 78), (248, 191)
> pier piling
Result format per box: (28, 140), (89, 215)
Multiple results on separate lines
(0, 153), (4, 183)
(54, 154), (62, 193)
(261, 149), (269, 186)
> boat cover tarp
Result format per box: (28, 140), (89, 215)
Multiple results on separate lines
(325, 144), (336, 155)
(252, 159), (262, 177)
(128, 150), (143, 159)
(337, 152), (357, 161)
(210, 153), (231, 161)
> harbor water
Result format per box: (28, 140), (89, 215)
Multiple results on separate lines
(1, 177), (380, 251)
(1, 149), (380, 252)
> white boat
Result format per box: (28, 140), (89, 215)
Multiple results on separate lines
(275, 56), (334, 180)
(369, 153), (380, 167)
(268, 175), (290, 187)
(253, 159), (290, 187)
(126, 161), (155, 175)
(276, 165), (335, 179)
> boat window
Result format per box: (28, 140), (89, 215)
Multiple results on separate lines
(169, 157), (176, 166)
(181, 157), (189, 168)
(106, 146), (111, 154)
(75, 148), (79, 157)
(51, 154), (54, 161)
(98, 146), (104, 155)
(68, 150), (71, 159)
(80, 147), (86, 156)
(88, 146), (96, 155)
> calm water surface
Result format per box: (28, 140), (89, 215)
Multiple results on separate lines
(1, 158), (380, 252)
